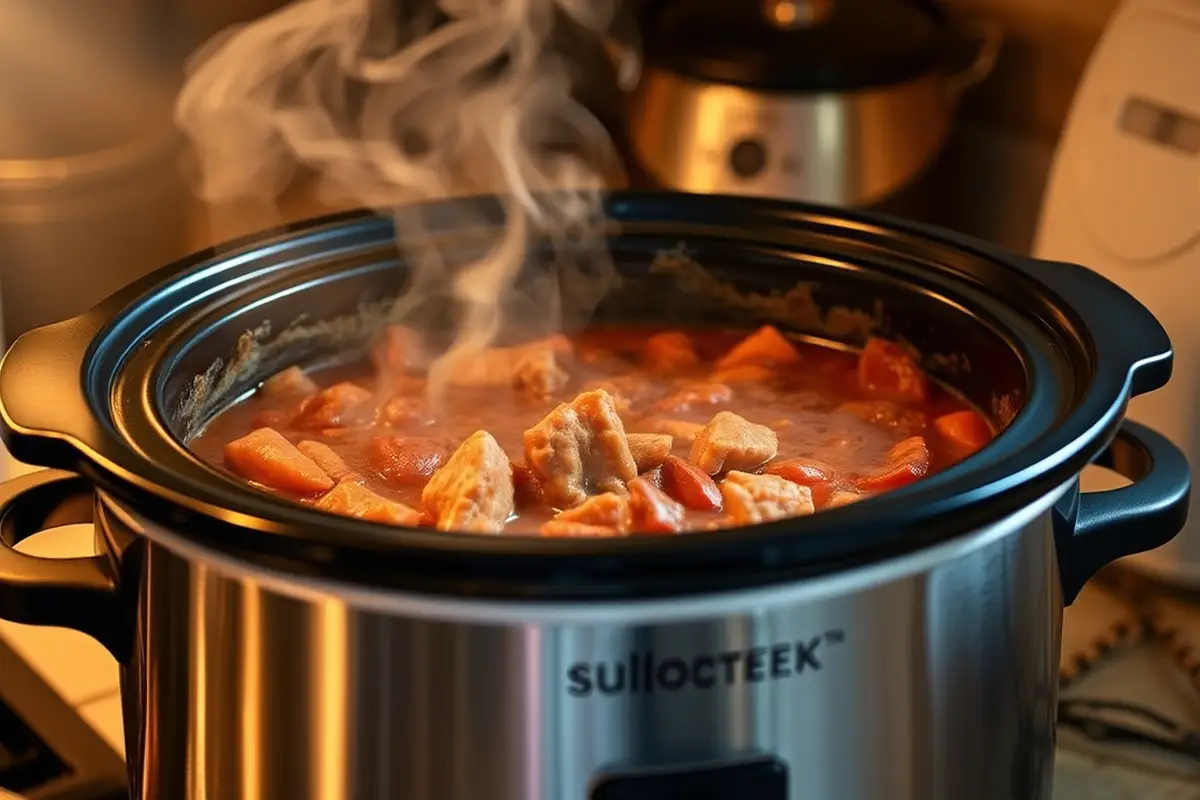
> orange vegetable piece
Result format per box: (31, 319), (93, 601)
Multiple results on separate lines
(629, 477), (687, 533)
(370, 436), (448, 487)
(765, 457), (842, 508)
(933, 410), (993, 453)
(541, 520), (623, 538)
(511, 462), (544, 507)
(854, 436), (930, 492)
(315, 481), (422, 526)
(643, 331), (699, 373)
(709, 364), (776, 384)
(292, 382), (375, 430)
(715, 325), (802, 370)
(224, 428), (334, 495)
(659, 455), (722, 511)
(297, 440), (357, 482)
(857, 338), (928, 404)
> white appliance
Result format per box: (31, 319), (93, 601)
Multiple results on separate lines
(1035, 0), (1200, 585)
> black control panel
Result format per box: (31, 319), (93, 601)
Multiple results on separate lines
(591, 756), (787, 800)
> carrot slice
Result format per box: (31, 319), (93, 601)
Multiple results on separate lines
(933, 410), (993, 453)
(765, 457), (841, 508)
(853, 436), (930, 492)
(224, 428), (334, 494)
(716, 325), (802, 370)
(660, 455), (723, 511)
(857, 338), (929, 403)
(629, 477), (687, 533)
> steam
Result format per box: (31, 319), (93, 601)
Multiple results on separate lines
(174, 0), (638, 403)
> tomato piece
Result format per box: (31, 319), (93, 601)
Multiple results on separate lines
(933, 410), (993, 454)
(854, 436), (931, 492)
(660, 455), (723, 511)
(628, 477), (687, 533)
(224, 428), (334, 495)
(369, 436), (447, 486)
(857, 338), (929, 403)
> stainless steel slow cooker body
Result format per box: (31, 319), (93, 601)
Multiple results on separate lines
(0, 192), (1189, 800)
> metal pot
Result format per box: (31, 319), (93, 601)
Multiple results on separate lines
(627, 0), (1002, 207)
(0, 192), (1188, 800)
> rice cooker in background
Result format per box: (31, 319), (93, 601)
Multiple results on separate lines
(1034, 0), (1200, 585)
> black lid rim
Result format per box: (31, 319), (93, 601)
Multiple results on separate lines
(0, 192), (1170, 599)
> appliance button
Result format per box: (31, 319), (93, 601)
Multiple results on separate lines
(728, 138), (768, 178)
(591, 756), (787, 799)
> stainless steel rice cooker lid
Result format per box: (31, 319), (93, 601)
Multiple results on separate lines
(0, 192), (1187, 601)
(642, 0), (953, 92)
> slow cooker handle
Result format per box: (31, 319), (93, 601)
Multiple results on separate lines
(0, 469), (127, 660)
(1059, 420), (1190, 604)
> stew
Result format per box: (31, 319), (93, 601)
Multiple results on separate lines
(191, 325), (996, 536)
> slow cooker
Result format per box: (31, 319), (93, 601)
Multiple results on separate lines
(0, 192), (1189, 800)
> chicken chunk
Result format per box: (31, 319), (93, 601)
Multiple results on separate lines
(297, 440), (357, 483)
(553, 492), (631, 530)
(627, 433), (673, 473)
(690, 411), (778, 475)
(447, 336), (573, 389)
(315, 481), (422, 526)
(721, 471), (814, 525)
(224, 428), (334, 494)
(260, 366), (318, 402)
(422, 431), (515, 533)
(715, 325), (801, 370)
(523, 389), (638, 509)
(512, 348), (570, 399)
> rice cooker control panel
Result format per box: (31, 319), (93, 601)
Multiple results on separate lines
(590, 756), (787, 799)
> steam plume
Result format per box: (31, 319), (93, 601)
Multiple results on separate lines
(174, 0), (637, 402)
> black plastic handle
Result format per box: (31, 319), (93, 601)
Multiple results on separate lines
(1059, 420), (1190, 604)
(0, 469), (124, 658)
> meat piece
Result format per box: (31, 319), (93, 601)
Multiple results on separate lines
(447, 336), (573, 389)
(654, 382), (732, 414)
(854, 436), (930, 492)
(292, 382), (375, 430)
(315, 481), (422, 526)
(766, 457), (841, 509)
(660, 455), (722, 511)
(422, 431), (515, 533)
(370, 436), (447, 487)
(540, 520), (623, 537)
(689, 411), (778, 475)
(839, 400), (927, 435)
(721, 471), (815, 525)
(297, 440), (357, 482)
(642, 331), (699, 373)
(708, 365), (776, 385)
(554, 492), (631, 530)
(933, 410), (993, 453)
(524, 389), (639, 509)
(260, 366), (318, 402)
(628, 476), (686, 533)
(224, 428), (334, 494)
(381, 395), (436, 427)
(627, 433), (673, 473)
(857, 337), (929, 403)
(643, 418), (705, 443)
(373, 325), (426, 374)
(715, 325), (801, 370)
(512, 348), (570, 399)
